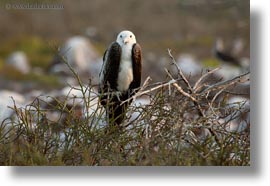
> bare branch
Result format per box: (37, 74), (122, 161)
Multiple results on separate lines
(200, 71), (250, 94)
(167, 48), (193, 92)
(164, 69), (204, 116)
(120, 78), (177, 106)
(193, 67), (220, 92)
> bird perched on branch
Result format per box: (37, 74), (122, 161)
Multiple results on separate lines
(213, 38), (250, 80)
(99, 30), (142, 126)
(213, 38), (241, 66)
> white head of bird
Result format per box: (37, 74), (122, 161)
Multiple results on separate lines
(116, 30), (137, 47)
(215, 38), (225, 51)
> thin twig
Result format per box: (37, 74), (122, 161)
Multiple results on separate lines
(120, 79), (177, 106)
(164, 69), (204, 116)
(200, 71), (250, 94)
(167, 48), (193, 92)
(164, 69), (197, 102)
(193, 67), (220, 92)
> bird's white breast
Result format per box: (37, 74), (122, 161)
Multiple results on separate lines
(117, 45), (133, 92)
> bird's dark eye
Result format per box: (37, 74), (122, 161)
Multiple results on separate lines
(120, 35), (122, 38)
(130, 35), (132, 38)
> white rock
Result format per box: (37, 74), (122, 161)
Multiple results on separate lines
(60, 85), (106, 128)
(223, 96), (250, 133)
(6, 51), (30, 74)
(0, 90), (25, 123)
(225, 119), (248, 133)
(215, 65), (244, 81)
(226, 96), (250, 111)
(128, 97), (151, 123)
(177, 54), (202, 76)
(215, 58), (249, 81)
(50, 36), (100, 75)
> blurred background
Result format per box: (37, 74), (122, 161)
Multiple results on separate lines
(0, 0), (249, 94)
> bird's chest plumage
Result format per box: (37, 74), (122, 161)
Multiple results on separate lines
(117, 46), (133, 92)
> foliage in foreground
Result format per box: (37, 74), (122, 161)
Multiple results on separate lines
(0, 52), (250, 166)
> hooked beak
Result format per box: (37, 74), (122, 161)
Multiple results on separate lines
(124, 38), (129, 45)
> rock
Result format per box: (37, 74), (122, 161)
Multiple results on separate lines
(176, 54), (202, 76)
(5, 51), (30, 74)
(223, 96), (250, 133)
(0, 90), (25, 123)
(49, 36), (100, 77)
(128, 97), (151, 123)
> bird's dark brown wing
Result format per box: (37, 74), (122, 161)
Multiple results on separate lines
(99, 42), (121, 93)
(128, 43), (142, 95)
(215, 50), (241, 66)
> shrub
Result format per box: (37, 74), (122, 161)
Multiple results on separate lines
(0, 50), (250, 166)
